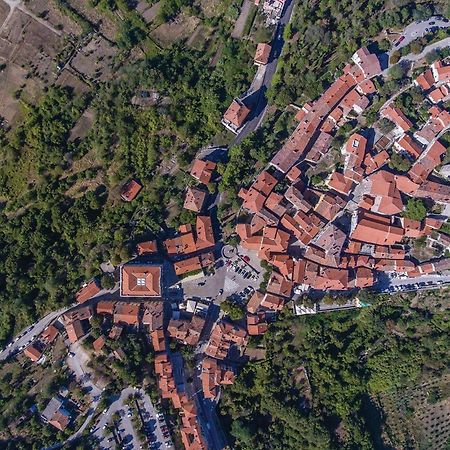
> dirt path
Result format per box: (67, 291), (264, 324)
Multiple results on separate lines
(231, 0), (252, 38)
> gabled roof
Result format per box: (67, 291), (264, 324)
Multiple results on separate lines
(254, 43), (271, 65)
(381, 104), (413, 132)
(24, 344), (42, 362)
(113, 302), (140, 325)
(75, 280), (100, 304)
(121, 179), (142, 201)
(184, 186), (207, 213)
(66, 320), (85, 343)
(223, 99), (250, 128)
(137, 240), (158, 255)
(190, 159), (216, 184)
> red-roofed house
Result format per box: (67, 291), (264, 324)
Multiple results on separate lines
(394, 135), (423, 159)
(121, 179), (142, 201)
(24, 344), (42, 362)
(190, 160), (216, 184)
(137, 240), (158, 255)
(184, 186), (207, 213)
(254, 43), (271, 65)
(120, 264), (161, 297)
(222, 99), (250, 133)
(381, 104), (413, 132)
(75, 280), (100, 304)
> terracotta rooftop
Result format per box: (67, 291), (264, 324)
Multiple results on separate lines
(381, 104), (413, 132)
(223, 99), (250, 128)
(254, 42), (271, 65)
(184, 186), (207, 213)
(190, 159), (216, 184)
(41, 324), (59, 344)
(121, 179), (142, 202)
(92, 335), (106, 352)
(75, 279), (100, 304)
(120, 264), (161, 297)
(97, 300), (115, 315)
(113, 302), (140, 325)
(24, 344), (42, 362)
(65, 320), (85, 344)
(137, 240), (158, 255)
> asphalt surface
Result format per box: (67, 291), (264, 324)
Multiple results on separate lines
(0, 306), (70, 361)
(377, 273), (450, 293)
(92, 387), (172, 450)
(233, 0), (296, 145)
(388, 16), (450, 56)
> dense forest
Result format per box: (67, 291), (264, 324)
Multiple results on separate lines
(219, 291), (449, 449)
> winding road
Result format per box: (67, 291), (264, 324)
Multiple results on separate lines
(233, 0), (297, 145)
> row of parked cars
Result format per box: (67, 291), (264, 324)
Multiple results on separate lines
(144, 410), (173, 449)
(226, 259), (258, 280)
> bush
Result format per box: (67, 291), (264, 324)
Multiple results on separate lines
(403, 198), (427, 221)
(220, 299), (245, 321)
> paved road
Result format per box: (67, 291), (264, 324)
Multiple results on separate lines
(398, 36), (450, 65)
(388, 16), (450, 56)
(233, 0), (296, 145)
(0, 306), (70, 361)
(377, 273), (450, 293)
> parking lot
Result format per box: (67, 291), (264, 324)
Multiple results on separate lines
(91, 387), (174, 450)
(181, 247), (264, 304)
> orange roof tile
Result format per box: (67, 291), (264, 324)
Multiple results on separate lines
(190, 159), (216, 184)
(120, 264), (161, 297)
(121, 179), (142, 201)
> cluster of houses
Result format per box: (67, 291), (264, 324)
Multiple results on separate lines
(234, 49), (450, 335)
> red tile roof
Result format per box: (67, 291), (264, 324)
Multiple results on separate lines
(184, 186), (207, 213)
(75, 280), (100, 304)
(396, 135), (423, 159)
(350, 210), (404, 245)
(328, 172), (354, 195)
(121, 179), (142, 201)
(24, 344), (42, 362)
(223, 99), (250, 128)
(190, 159), (216, 184)
(113, 302), (140, 325)
(120, 264), (161, 297)
(92, 335), (106, 352)
(254, 43), (271, 65)
(381, 104), (413, 132)
(137, 240), (158, 255)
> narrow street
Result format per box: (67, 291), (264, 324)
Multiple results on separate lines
(233, 0), (297, 145)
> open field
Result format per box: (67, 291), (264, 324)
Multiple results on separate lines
(70, 35), (117, 81)
(150, 13), (200, 46)
(0, 0), (9, 25)
(26, 0), (82, 36)
(136, 0), (161, 24)
(379, 374), (450, 450)
(0, 8), (67, 124)
(66, 0), (118, 40)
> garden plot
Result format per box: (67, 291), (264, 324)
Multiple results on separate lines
(70, 35), (117, 81)
(26, 0), (83, 36)
(0, 8), (66, 124)
(150, 13), (200, 47)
